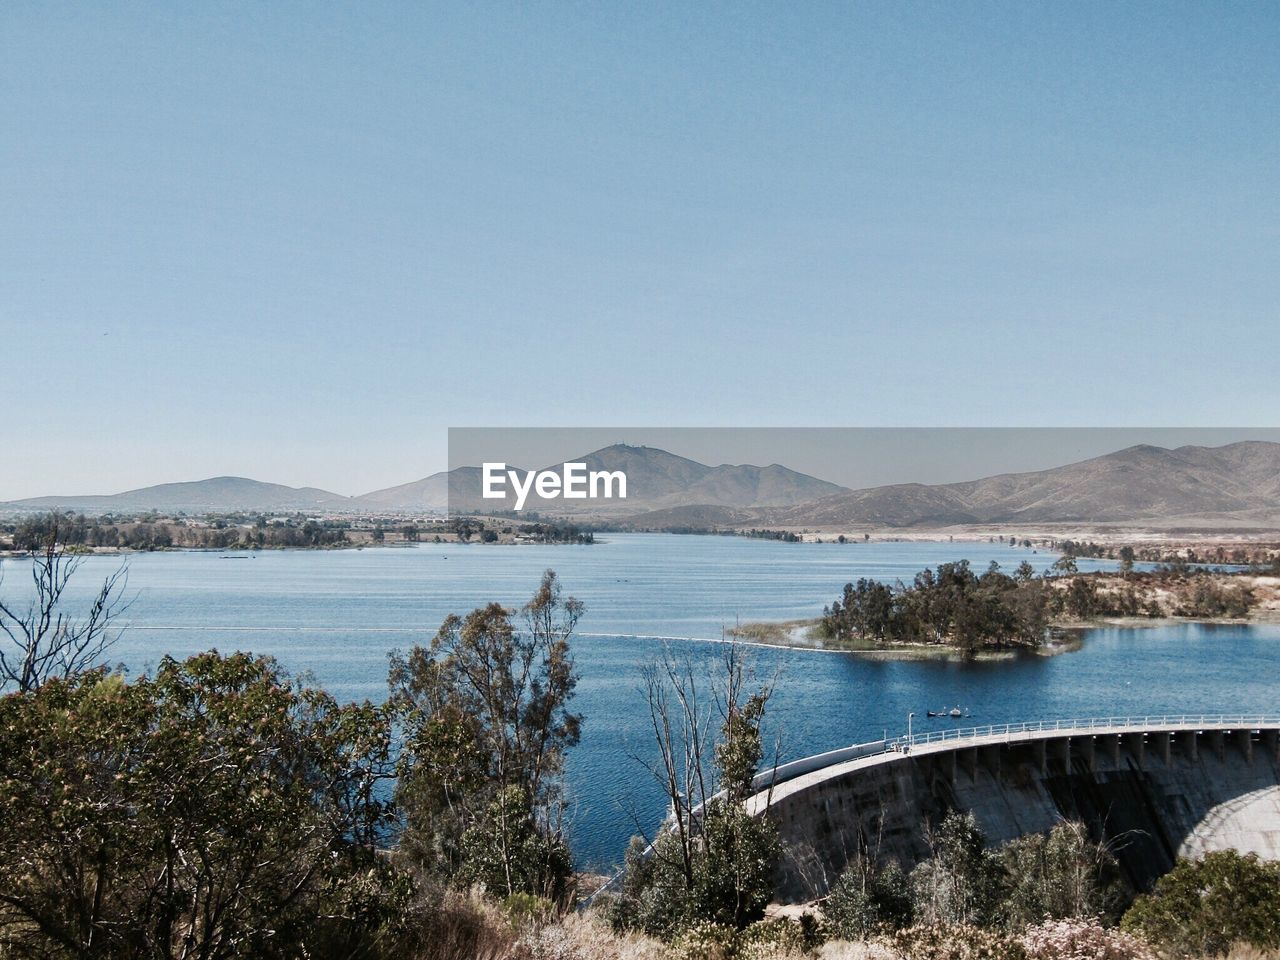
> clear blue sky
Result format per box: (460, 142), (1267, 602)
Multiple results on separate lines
(3, 2), (1278, 499)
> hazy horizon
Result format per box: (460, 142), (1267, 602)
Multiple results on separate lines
(7, 427), (1280, 503)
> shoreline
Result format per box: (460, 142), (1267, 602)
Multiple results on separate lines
(0, 538), (600, 558)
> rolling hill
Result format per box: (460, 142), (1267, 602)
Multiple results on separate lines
(772, 441), (1280, 528)
(1, 477), (355, 514)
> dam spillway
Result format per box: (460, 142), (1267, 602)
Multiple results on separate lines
(749, 717), (1280, 904)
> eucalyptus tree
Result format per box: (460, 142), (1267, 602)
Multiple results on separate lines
(390, 569), (583, 901)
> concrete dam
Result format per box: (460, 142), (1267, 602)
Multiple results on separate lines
(748, 717), (1280, 904)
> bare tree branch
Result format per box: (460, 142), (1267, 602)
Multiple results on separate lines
(0, 521), (131, 693)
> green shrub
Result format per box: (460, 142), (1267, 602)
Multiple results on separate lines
(1121, 851), (1280, 957)
(890, 923), (1027, 960)
(611, 804), (780, 940)
(458, 785), (574, 902)
(691, 799), (781, 930)
(734, 917), (819, 959)
(997, 820), (1125, 928)
(910, 812), (1005, 927)
(824, 857), (912, 938)
(671, 920), (737, 960)
(501, 891), (557, 929)
(0, 653), (402, 960)
(1176, 577), (1256, 618)
(605, 833), (697, 937)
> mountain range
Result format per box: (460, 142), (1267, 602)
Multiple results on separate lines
(0, 446), (844, 517)
(759, 441), (1280, 528)
(4, 441), (1279, 529)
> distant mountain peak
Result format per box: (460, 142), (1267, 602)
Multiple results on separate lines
(353, 446), (848, 514)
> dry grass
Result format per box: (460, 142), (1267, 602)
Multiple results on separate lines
(814, 943), (897, 960)
(406, 900), (1280, 960)
(517, 912), (667, 960)
(405, 890), (519, 960)
(1218, 947), (1280, 960)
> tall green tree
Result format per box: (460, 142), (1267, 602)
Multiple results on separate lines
(390, 570), (582, 901)
(1051, 555), (1079, 576)
(909, 811), (1004, 927)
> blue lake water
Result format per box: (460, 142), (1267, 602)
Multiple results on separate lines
(5, 533), (1277, 869)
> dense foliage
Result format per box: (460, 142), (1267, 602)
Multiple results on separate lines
(0, 567), (591, 957)
(521, 523), (596, 544)
(1121, 850), (1280, 957)
(7, 511), (349, 550)
(823, 857), (912, 939)
(821, 561), (1054, 653)
(821, 559), (1259, 653)
(909, 811), (1007, 927)
(996, 820), (1124, 927)
(0, 652), (404, 959)
(744, 530), (802, 542)
(823, 813), (1123, 942)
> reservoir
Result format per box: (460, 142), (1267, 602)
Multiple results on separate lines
(8, 533), (1277, 868)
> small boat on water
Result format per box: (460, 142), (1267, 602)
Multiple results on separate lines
(949, 706), (963, 718)
(928, 706), (966, 718)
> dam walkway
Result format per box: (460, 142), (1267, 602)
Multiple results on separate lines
(750, 714), (1280, 795)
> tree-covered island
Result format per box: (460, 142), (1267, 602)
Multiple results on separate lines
(731, 557), (1278, 656)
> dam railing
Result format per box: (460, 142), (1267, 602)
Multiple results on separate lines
(753, 715), (1280, 795)
(899, 715), (1280, 751)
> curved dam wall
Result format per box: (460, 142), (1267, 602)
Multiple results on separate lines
(757, 723), (1280, 904)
